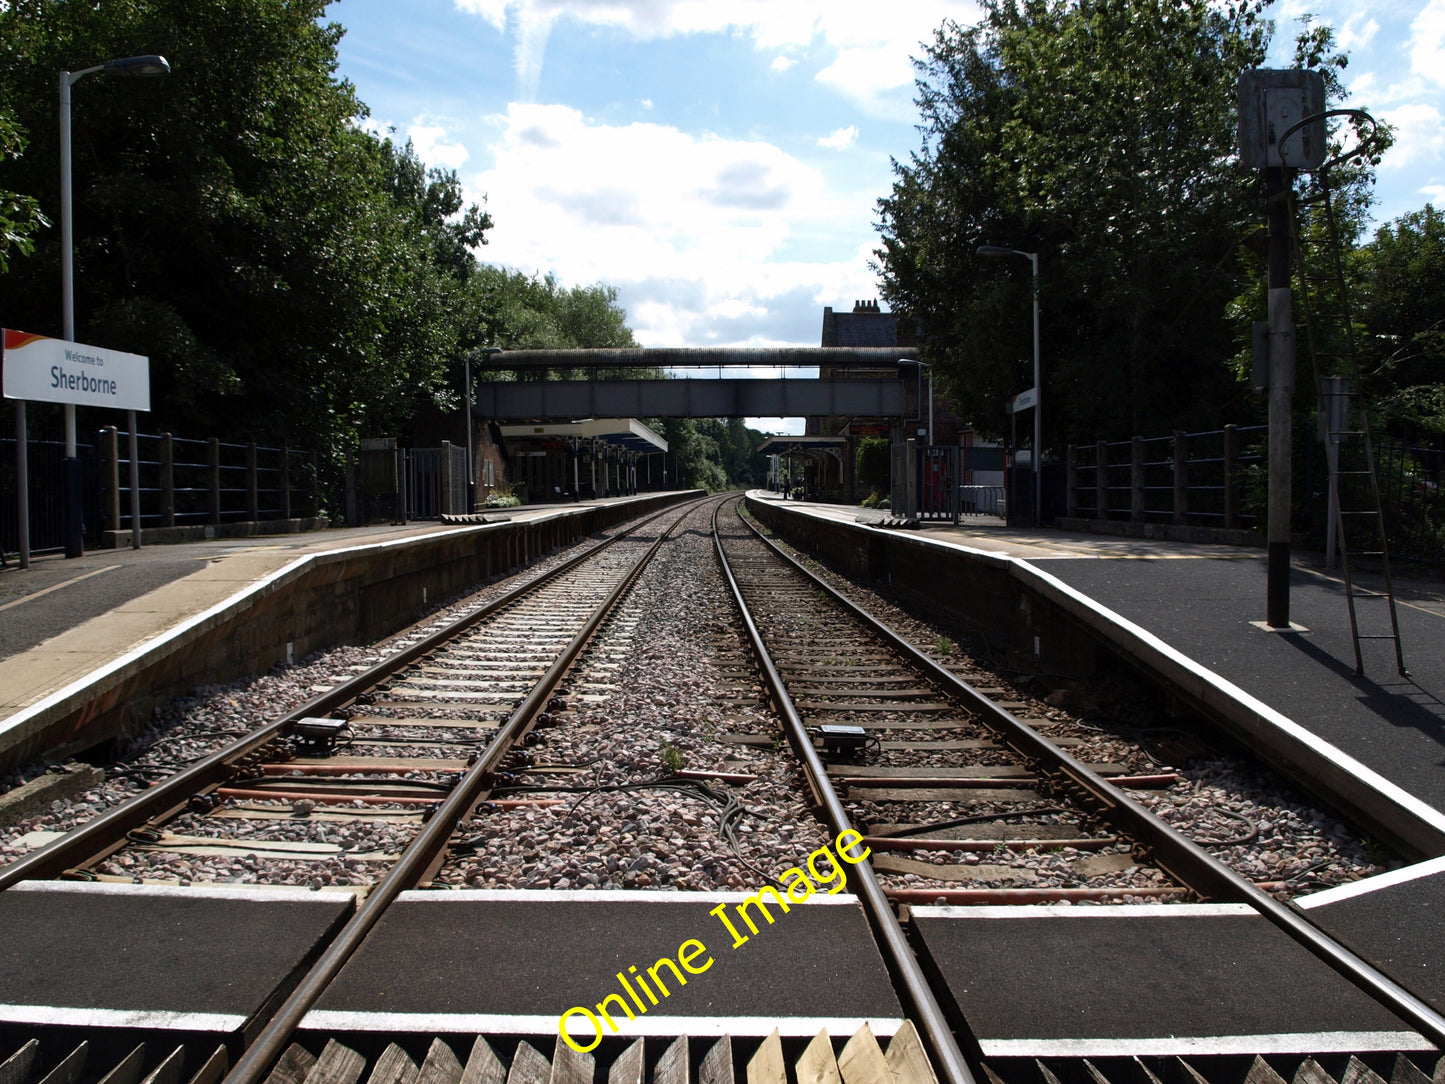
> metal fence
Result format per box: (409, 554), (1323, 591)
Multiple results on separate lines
(1, 436), (103, 559)
(405, 444), (469, 520)
(1375, 438), (1445, 566)
(94, 428), (322, 536)
(1066, 425), (1266, 530)
(1067, 426), (1444, 566)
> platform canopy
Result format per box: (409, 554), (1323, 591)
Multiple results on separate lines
(497, 417), (667, 454)
(758, 435), (849, 456)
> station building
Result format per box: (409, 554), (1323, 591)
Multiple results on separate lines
(495, 418), (669, 502)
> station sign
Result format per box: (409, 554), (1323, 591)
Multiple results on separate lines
(1010, 386), (1039, 413)
(2, 329), (151, 411)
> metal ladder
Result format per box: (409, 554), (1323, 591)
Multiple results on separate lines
(1287, 171), (1407, 678)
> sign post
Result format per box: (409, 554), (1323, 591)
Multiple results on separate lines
(2, 330), (151, 558)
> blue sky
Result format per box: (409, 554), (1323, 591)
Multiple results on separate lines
(323, 0), (1445, 431)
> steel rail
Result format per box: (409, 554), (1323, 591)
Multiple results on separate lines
(710, 498), (979, 1084)
(0, 499), (701, 891)
(737, 497), (1445, 1050)
(223, 497), (714, 1084)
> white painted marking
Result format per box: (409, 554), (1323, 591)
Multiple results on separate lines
(9, 880), (358, 903)
(0, 564), (120, 614)
(395, 888), (859, 906)
(1295, 855), (1445, 909)
(978, 1033), (1434, 1057)
(910, 903), (1256, 920)
(0, 1005), (246, 1031)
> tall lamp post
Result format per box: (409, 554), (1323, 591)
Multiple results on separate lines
(60, 54), (170, 557)
(978, 244), (1041, 526)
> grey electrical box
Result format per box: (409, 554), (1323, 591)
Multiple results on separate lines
(1238, 69), (1326, 169)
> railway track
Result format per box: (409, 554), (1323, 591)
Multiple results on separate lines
(2, 493), (1443, 1084)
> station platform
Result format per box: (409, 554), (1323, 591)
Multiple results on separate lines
(0, 493), (691, 777)
(0, 881), (353, 1038)
(909, 903), (1430, 1058)
(751, 493), (1445, 826)
(304, 889), (903, 1039)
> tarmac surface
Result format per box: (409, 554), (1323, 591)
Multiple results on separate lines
(771, 495), (1445, 823)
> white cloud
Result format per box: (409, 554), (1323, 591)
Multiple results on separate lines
(1377, 101), (1445, 169)
(1338, 12), (1380, 50)
(1420, 183), (1445, 206)
(770, 55), (797, 72)
(818, 125), (858, 150)
(1411, 0), (1445, 84)
(469, 103), (882, 345)
(453, 0), (978, 108)
(408, 121), (471, 171)
(640, 98), (653, 109)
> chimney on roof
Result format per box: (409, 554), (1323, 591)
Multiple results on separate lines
(853, 299), (880, 313)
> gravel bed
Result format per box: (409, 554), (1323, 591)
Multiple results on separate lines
(743, 507), (1400, 898)
(432, 499), (833, 891)
(0, 525), (619, 871)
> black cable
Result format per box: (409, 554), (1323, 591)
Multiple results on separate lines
(874, 806), (1076, 839)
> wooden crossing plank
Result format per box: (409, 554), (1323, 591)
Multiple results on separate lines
(37, 1043), (89, 1084)
(655, 1037), (689, 1084)
(263, 1045), (317, 1084)
(1388, 1055), (1434, 1084)
(0, 1040), (38, 1084)
(607, 1041), (644, 1084)
(367, 1046), (419, 1084)
(838, 1024), (893, 1084)
(884, 1022), (936, 1084)
(97, 1046), (148, 1084)
(138, 1046), (187, 1084)
(1293, 1058), (1340, 1084)
(698, 1039), (733, 1084)
(1245, 1056), (1290, 1084)
(459, 1039), (506, 1084)
(1342, 1058), (1388, 1084)
(547, 1043), (592, 1084)
(796, 1031), (842, 1084)
(305, 1040), (367, 1084)
(184, 1048), (229, 1084)
(747, 1031), (786, 1084)
(504, 1044), (550, 1084)
(416, 1042), (462, 1084)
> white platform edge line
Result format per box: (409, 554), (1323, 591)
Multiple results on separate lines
(1008, 556), (1445, 833)
(1295, 855), (1445, 908)
(910, 903), (1257, 920)
(9, 880), (360, 903)
(397, 888), (859, 905)
(0, 1005), (247, 1031)
(979, 1032), (1435, 1057)
(301, 1011), (904, 1038)
(0, 516), (560, 738)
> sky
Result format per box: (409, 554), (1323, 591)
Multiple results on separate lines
(323, 0), (1445, 432)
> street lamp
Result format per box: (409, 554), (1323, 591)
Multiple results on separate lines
(900, 358), (933, 446)
(59, 54), (170, 556)
(978, 244), (1041, 526)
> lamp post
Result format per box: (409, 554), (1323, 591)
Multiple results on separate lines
(901, 358), (933, 446)
(59, 54), (170, 556)
(978, 244), (1041, 526)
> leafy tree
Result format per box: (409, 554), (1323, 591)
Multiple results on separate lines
(0, 111), (47, 272)
(1355, 206), (1445, 438)
(856, 436), (890, 495)
(875, 0), (1273, 449)
(0, 0), (488, 455)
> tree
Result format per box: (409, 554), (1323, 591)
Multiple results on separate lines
(0, 111), (47, 273)
(1354, 206), (1445, 438)
(875, 0), (1273, 449)
(0, 0), (488, 454)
